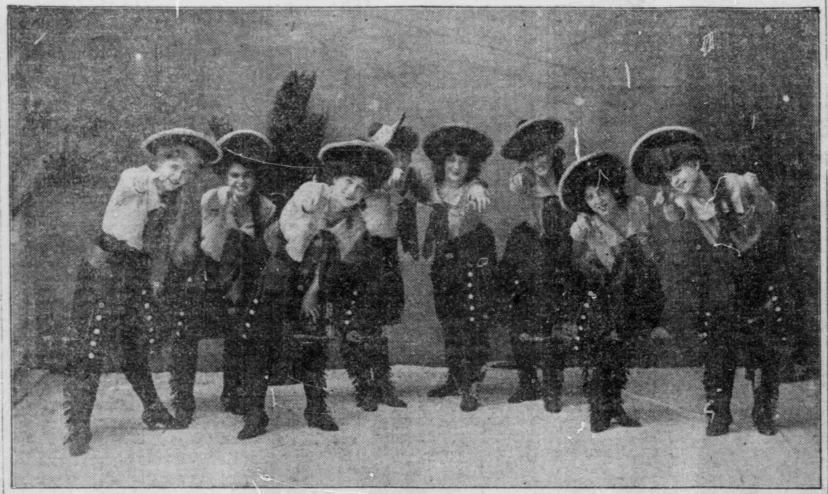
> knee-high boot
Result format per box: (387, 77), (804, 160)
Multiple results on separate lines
(342, 339), (378, 412)
(371, 336), (406, 408)
(427, 339), (462, 398)
(703, 343), (737, 437)
(752, 347), (781, 436)
(541, 365), (564, 413)
(508, 340), (540, 404)
(606, 361), (640, 427)
(63, 356), (101, 456)
(119, 320), (175, 429)
(169, 333), (199, 428)
(588, 366), (612, 433)
(221, 335), (244, 415)
(303, 371), (339, 431)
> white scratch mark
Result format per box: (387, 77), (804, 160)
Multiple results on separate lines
(175, 0), (180, 18)
(751, 114), (757, 129)
(576, 421), (586, 433)
(625, 391), (701, 420)
(701, 31), (715, 57)
(251, 480), (261, 494)
(270, 387), (277, 411)
(574, 127), (581, 161)
(624, 61), (631, 88)
(34, 32), (47, 45)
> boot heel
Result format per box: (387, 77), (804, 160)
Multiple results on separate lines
(142, 402), (176, 430)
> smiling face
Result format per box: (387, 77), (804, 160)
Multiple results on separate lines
(584, 185), (620, 218)
(444, 153), (470, 186)
(226, 162), (256, 200)
(665, 159), (702, 195)
(153, 144), (201, 191)
(329, 175), (368, 209)
(528, 147), (554, 177)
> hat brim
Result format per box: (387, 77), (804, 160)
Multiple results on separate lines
(501, 119), (565, 161)
(558, 152), (626, 213)
(629, 126), (707, 186)
(422, 125), (493, 164)
(318, 140), (395, 191)
(142, 128), (222, 166)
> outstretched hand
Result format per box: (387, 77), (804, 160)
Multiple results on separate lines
(466, 182), (491, 212)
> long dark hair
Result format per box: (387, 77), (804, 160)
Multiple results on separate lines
(432, 146), (484, 185)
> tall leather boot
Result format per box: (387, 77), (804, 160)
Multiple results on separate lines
(427, 358), (462, 398)
(541, 366), (564, 413)
(705, 387), (734, 437)
(237, 368), (270, 440)
(303, 371), (339, 431)
(588, 367), (612, 433)
(372, 341), (407, 408)
(63, 366), (100, 456)
(169, 334), (199, 429)
(221, 335), (244, 415)
(751, 350), (780, 436)
(343, 340), (378, 412)
(352, 368), (379, 412)
(606, 364), (639, 427)
(120, 326), (175, 430)
(703, 337), (736, 437)
(459, 362), (485, 412)
(508, 366), (540, 404)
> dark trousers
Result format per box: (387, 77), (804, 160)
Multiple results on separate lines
(64, 258), (163, 429)
(697, 247), (784, 412)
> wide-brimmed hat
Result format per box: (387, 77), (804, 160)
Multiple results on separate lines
(629, 126), (709, 186)
(422, 124), (494, 165)
(318, 140), (396, 191)
(368, 114), (419, 154)
(501, 118), (565, 162)
(558, 152), (626, 213)
(212, 130), (274, 176)
(142, 127), (222, 166)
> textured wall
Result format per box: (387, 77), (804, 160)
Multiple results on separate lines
(8, 7), (820, 372)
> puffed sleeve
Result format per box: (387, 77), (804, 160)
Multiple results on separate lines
(280, 181), (327, 262)
(200, 187), (229, 262)
(110, 167), (150, 205)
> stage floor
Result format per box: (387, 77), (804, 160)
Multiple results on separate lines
(10, 366), (823, 489)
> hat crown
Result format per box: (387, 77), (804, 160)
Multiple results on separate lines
(558, 151), (626, 212)
(217, 130), (272, 163)
(318, 140), (396, 190)
(501, 118), (565, 161)
(423, 124), (494, 164)
(141, 127), (222, 166)
(629, 126), (707, 186)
